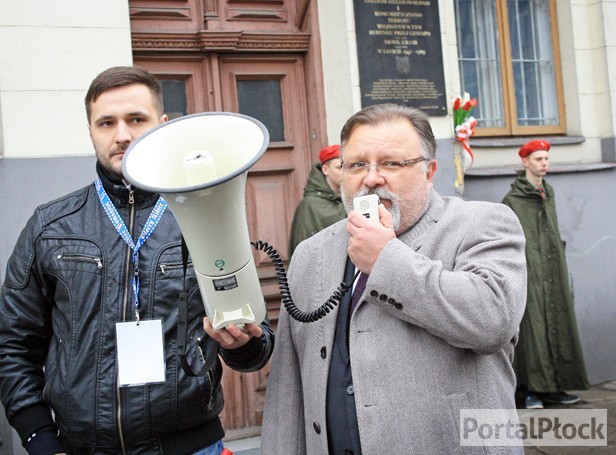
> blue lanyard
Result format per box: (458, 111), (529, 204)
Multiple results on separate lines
(95, 178), (167, 321)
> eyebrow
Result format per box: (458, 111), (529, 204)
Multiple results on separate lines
(126, 111), (150, 118)
(94, 111), (151, 123)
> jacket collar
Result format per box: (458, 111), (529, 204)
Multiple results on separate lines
(511, 172), (551, 199)
(95, 161), (159, 208)
(304, 163), (341, 202)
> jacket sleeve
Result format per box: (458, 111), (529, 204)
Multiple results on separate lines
(367, 202), (527, 354)
(218, 317), (275, 372)
(0, 210), (59, 445)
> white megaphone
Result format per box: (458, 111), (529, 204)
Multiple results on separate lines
(122, 112), (269, 330)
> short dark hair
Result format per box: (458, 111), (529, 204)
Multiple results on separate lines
(85, 66), (164, 122)
(340, 103), (436, 161)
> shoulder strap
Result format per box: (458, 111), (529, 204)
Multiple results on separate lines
(177, 237), (217, 376)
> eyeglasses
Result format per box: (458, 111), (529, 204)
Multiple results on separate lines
(340, 157), (428, 175)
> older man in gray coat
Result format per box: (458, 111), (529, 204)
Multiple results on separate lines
(262, 104), (527, 454)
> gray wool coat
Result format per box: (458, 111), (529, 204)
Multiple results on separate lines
(261, 191), (527, 454)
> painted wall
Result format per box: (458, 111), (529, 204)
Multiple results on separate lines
(0, 2), (133, 159)
(0, 1), (132, 451)
(0, 0), (133, 275)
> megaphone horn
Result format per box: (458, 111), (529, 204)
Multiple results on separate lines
(122, 112), (269, 330)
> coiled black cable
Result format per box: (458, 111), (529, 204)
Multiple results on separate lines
(251, 240), (359, 323)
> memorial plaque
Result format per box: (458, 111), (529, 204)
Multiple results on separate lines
(353, 0), (447, 115)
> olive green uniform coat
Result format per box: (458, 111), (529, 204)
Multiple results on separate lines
(288, 163), (346, 258)
(502, 173), (589, 392)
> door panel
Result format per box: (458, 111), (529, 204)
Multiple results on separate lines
(133, 59), (211, 114)
(217, 55), (311, 435)
(247, 172), (297, 267)
(219, 56), (311, 266)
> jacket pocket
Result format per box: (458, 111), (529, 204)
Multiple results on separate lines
(56, 252), (103, 270)
(151, 244), (202, 322)
(42, 239), (105, 434)
(46, 240), (105, 319)
(43, 331), (66, 407)
(47, 239), (105, 276)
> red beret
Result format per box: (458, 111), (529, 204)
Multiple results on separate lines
(519, 140), (550, 158)
(319, 145), (340, 164)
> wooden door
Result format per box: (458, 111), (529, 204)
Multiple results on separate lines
(130, 0), (324, 438)
(131, 54), (313, 437)
(216, 55), (311, 436)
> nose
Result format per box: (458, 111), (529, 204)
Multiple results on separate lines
(362, 165), (385, 188)
(115, 121), (132, 144)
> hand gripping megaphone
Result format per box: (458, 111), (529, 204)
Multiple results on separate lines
(122, 112), (268, 330)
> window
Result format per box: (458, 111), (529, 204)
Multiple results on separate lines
(160, 79), (188, 120)
(237, 79), (285, 142)
(455, 0), (565, 136)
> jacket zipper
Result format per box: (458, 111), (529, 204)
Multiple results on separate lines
(117, 189), (135, 455)
(42, 338), (63, 400)
(158, 261), (192, 274)
(57, 253), (103, 269)
(194, 334), (216, 410)
(206, 369), (216, 410)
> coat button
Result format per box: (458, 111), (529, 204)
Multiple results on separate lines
(370, 290), (378, 298)
(313, 422), (321, 434)
(394, 303), (403, 310)
(387, 298), (395, 304)
(379, 294), (387, 302)
(346, 385), (354, 395)
(320, 346), (327, 359)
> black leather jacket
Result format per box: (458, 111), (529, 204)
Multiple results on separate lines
(0, 164), (274, 454)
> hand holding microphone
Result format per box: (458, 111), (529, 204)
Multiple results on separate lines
(346, 196), (396, 274)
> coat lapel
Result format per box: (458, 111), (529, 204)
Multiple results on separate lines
(316, 221), (351, 349)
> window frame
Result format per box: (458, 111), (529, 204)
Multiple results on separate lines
(458, 0), (566, 137)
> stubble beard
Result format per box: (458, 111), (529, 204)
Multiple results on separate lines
(341, 184), (431, 234)
(95, 143), (129, 179)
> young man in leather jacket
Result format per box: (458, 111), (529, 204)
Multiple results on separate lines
(0, 66), (274, 455)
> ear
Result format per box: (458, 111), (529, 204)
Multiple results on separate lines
(426, 159), (437, 182)
(160, 114), (169, 123)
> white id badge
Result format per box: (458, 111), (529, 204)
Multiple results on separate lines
(116, 319), (166, 386)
